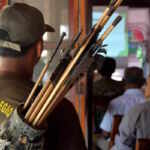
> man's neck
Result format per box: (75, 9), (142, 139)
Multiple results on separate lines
(0, 57), (33, 80)
(0, 71), (32, 80)
(125, 84), (140, 90)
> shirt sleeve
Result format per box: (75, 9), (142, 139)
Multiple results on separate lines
(100, 98), (119, 133)
(100, 110), (113, 132)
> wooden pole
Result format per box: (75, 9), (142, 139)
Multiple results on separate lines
(36, 15), (123, 126)
(27, 83), (53, 123)
(24, 32), (66, 109)
(25, 80), (52, 120)
(37, 84), (67, 126)
(24, 63), (50, 109)
(32, 0), (123, 126)
(25, 31), (82, 122)
(97, 16), (122, 44)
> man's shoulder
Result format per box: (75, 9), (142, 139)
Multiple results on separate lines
(110, 94), (125, 105)
(130, 101), (150, 114)
(108, 93), (130, 115)
(93, 78), (124, 101)
(93, 78), (123, 88)
(0, 76), (34, 103)
(120, 102), (149, 132)
(123, 102), (148, 121)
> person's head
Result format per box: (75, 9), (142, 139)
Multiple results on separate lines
(123, 67), (145, 89)
(0, 3), (54, 78)
(97, 57), (116, 78)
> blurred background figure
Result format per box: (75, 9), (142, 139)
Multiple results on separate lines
(93, 57), (124, 109)
(93, 57), (124, 132)
(98, 66), (146, 150)
(92, 57), (124, 150)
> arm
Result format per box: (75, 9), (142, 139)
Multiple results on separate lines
(100, 110), (113, 137)
(100, 99), (119, 137)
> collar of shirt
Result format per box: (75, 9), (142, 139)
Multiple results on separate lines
(124, 88), (144, 96)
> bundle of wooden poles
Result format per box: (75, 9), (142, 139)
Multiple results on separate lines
(23, 0), (124, 128)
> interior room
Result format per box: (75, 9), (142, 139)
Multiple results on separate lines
(0, 0), (150, 150)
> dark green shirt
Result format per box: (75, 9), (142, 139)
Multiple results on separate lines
(93, 77), (124, 108)
(0, 75), (33, 124)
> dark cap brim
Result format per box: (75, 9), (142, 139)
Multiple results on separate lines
(44, 24), (55, 32)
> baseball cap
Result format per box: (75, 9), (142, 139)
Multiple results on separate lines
(0, 3), (55, 53)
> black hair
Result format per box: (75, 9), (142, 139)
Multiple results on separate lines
(123, 67), (146, 88)
(97, 57), (116, 78)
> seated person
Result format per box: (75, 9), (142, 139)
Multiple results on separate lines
(100, 67), (146, 138)
(111, 101), (150, 150)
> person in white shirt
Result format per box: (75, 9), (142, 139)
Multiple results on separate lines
(111, 100), (150, 150)
(100, 66), (146, 138)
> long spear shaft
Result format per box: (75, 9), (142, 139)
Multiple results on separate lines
(25, 31), (82, 121)
(36, 15), (123, 126)
(50, 30), (82, 84)
(32, 0), (123, 126)
(24, 32), (66, 109)
(65, 30), (82, 54)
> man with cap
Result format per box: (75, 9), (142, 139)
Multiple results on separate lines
(100, 67), (146, 139)
(0, 3), (86, 150)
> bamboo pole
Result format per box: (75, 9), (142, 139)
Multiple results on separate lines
(97, 16), (122, 43)
(24, 63), (50, 109)
(94, 0), (123, 31)
(37, 84), (67, 126)
(24, 32), (66, 109)
(36, 15), (123, 127)
(25, 80), (52, 120)
(33, 39), (87, 125)
(25, 31), (82, 122)
(37, 75), (79, 126)
(26, 0), (119, 112)
(32, 0), (123, 126)
(27, 83), (53, 123)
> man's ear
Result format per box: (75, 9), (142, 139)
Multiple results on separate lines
(36, 40), (43, 58)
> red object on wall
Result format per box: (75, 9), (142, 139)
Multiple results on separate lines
(0, 0), (8, 10)
(133, 29), (144, 42)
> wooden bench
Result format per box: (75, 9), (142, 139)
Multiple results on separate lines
(109, 115), (123, 149)
(135, 139), (150, 150)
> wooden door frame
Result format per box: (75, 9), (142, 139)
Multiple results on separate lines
(69, 0), (92, 145)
